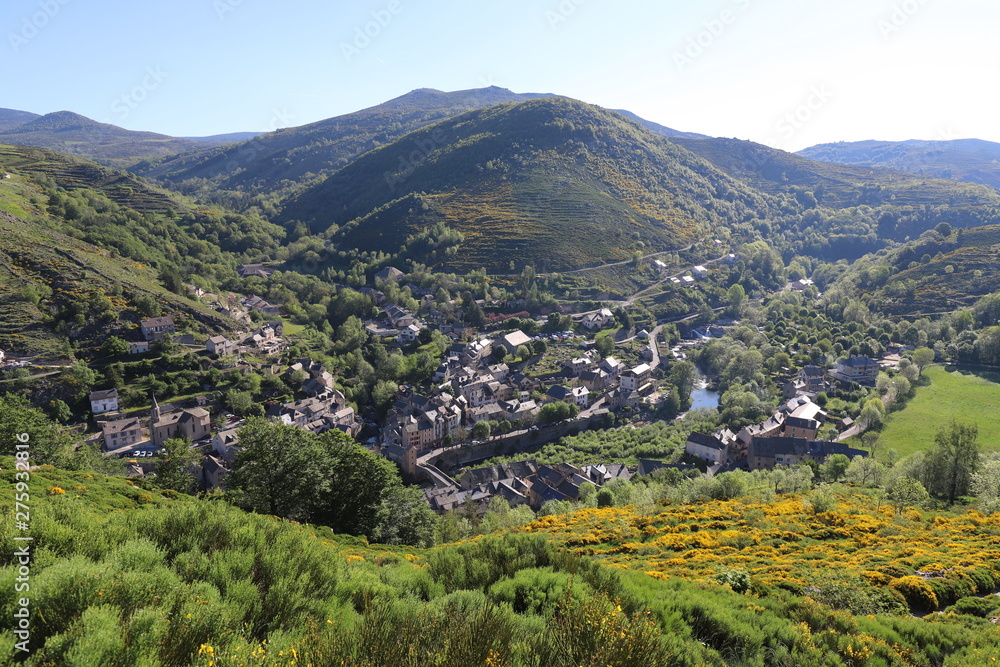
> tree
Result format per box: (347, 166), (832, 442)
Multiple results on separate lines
(884, 476), (929, 516)
(971, 454), (1000, 514)
(934, 221), (953, 237)
(0, 395), (91, 468)
(975, 326), (1000, 366)
(102, 336), (130, 357)
(49, 399), (72, 425)
(923, 420), (981, 504)
(417, 327), (434, 346)
(334, 315), (368, 353)
(471, 420), (492, 440)
(823, 453), (852, 483)
(661, 385), (682, 418)
(911, 347), (935, 375)
(860, 432), (882, 459)
(858, 398), (885, 431)
(372, 379), (400, 412)
(845, 456), (886, 488)
(225, 390), (258, 417)
(593, 335), (614, 358)
(133, 295), (161, 318)
(669, 361), (697, 404)
(370, 485), (438, 547)
(226, 419), (422, 542)
(62, 361), (97, 401)
(538, 401), (579, 424)
(726, 284), (746, 315)
(464, 299), (487, 328)
(153, 438), (200, 493)
(153, 335), (180, 356)
(289, 369), (309, 387)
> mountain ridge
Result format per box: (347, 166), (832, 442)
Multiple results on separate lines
(798, 138), (1000, 191)
(278, 96), (779, 272)
(132, 87), (705, 199)
(0, 111), (209, 166)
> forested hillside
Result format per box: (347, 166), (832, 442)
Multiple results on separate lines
(134, 87), (558, 201)
(279, 97), (779, 272)
(0, 144), (284, 357)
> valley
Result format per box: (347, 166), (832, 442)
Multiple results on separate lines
(3, 84), (1000, 666)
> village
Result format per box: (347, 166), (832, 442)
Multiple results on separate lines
(68, 260), (892, 515)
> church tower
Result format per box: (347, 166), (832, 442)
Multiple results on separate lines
(150, 393), (162, 428)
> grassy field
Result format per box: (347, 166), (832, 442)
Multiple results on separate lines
(878, 364), (1000, 457)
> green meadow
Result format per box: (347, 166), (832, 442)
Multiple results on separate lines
(879, 364), (1000, 458)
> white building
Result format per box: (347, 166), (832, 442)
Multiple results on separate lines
(89, 389), (119, 415)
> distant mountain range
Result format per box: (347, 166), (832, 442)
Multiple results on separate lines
(0, 107), (40, 131)
(0, 88), (702, 197)
(798, 139), (1000, 191)
(3, 89), (1000, 273)
(276, 96), (1000, 272)
(0, 111), (209, 166)
(132, 87), (564, 194)
(0, 109), (261, 166)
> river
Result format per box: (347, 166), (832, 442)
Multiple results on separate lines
(689, 379), (720, 411)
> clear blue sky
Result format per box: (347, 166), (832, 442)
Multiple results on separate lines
(2, 0), (997, 151)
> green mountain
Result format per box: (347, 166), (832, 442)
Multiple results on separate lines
(0, 111), (208, 167)
(278, 97), (779, 272)
(134, 86), (560, 196)
(0, 144), (281, 358)
(831, 224), (1000, 317)
(0, 107), (40, 131)
(672, 136), (1000, 210)
(798, 138), (1000, 191)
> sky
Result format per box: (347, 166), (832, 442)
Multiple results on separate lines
(2, 0), (998, 151)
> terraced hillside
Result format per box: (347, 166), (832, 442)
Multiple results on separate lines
(0, 208), (233, 359)
(0, 147), (248, 358)
(135, 87), (560, 197)
(834, 225), (1000, 317)
(0, 143), (180, 213)
(281, 97), (779, 272)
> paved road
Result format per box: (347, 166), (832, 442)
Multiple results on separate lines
(554, 242), (700, 275)
(570, 253), (732, 317)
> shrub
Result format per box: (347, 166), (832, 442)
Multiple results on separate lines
(714, 569), (751, 594)
(890, 576), (939, 612)
(945, 596), (1000, 618)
